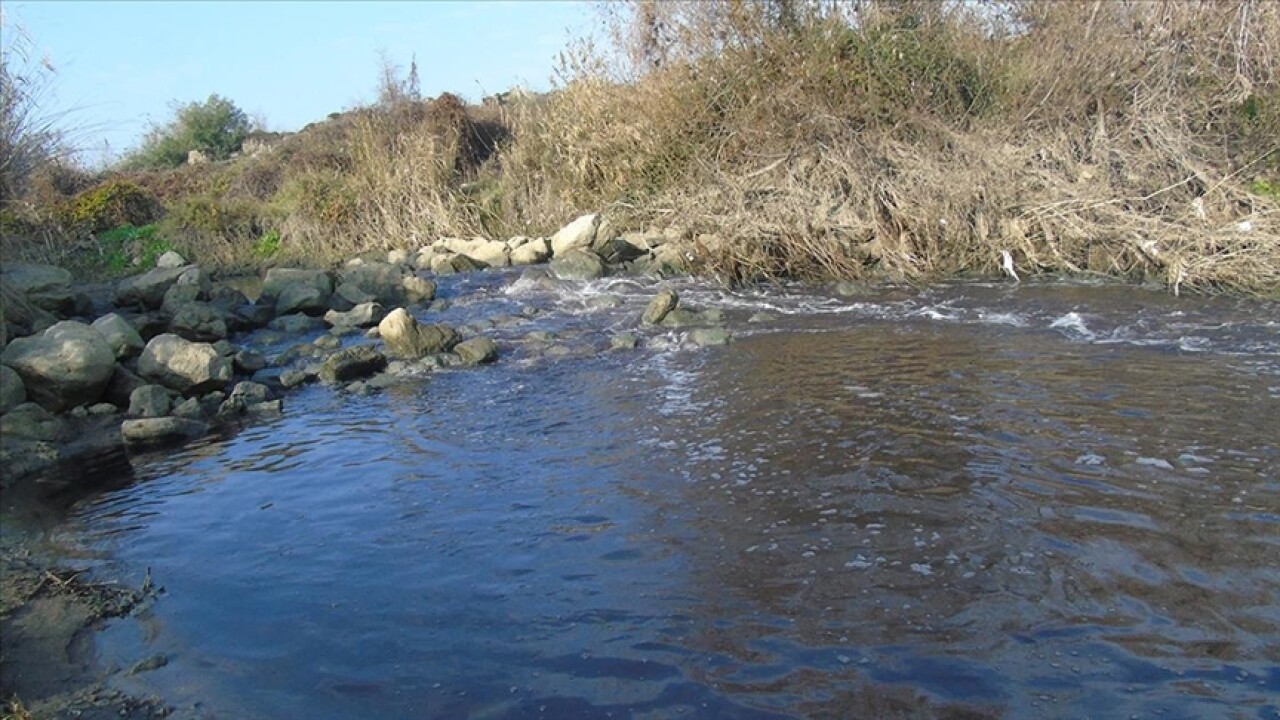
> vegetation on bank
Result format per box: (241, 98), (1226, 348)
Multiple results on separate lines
(2, 0), (1278, 295)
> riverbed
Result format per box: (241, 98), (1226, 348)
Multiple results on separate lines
(29, 272), (1280, 718)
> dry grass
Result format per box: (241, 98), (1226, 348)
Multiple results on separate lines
(4, 0), (1277, 295)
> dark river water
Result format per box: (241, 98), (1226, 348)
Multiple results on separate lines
(48, 272), (1280, 719)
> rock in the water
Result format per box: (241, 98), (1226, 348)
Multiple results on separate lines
(430, 253), (485, 276)
(262, 268), (333, 315)
(91, 313), (146, 359)
(509, 238), (551, 266)
(156, 251), (187, 269)
(1, 365), (27, 414)
(115, 266), (190, 310)
(550, 248), (606, 281)
(324, 302), (386, 328)
(279, 369), (311, 389)
(233, 350), (267, 374)
(121, 417), (208, 449)
(274, 284), (329, 316)
(642, 289), (680, 325)
(319, 345), (388, 382)
(169, 302), (229, 342)
(550, 214), (600, 256)
(1, 321), (116, 412)
(138, 334), (233, 395)
(378, 308), (461, 358)
(610, 332), (639, 350)
(690, 327), (732, 346)
(401, 276), (436, 304)
(268, 313), (326, 334)
(128, 385), (172, 418)
(339, 262), (411, 305)
(454, 337), (498, 365)
(218, 381), (274, 416)
(466, 241), (511, 268)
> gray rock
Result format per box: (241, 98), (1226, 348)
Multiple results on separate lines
(218, 381), (273, 416)
(115, 265), (190, 310)
(275, 284), (329, 316)
(660, 308), (706, 328)
(121, 417), (208, 449)
(549, 214), (600, 256)
(430, 253), (485, 276)
(0, 402), (66, 442)
(233, 350), (267, 375)
(454, 337), (498, 365)
(401, 276), (436, 304)
(319, 345), (388, 382)
(87, 402), (118, 416)
(212, 340), (237, 356)
(509, 237), (551, 266)
(690, 327), (732, 346)
(550, 248), (606, 281)
(312, 334), (342, 350)
(262, 268), (333, 301)
(586, 295), (624, 311)
(278, 369), (311, 389)
(169, 302), (229, 342)
(642, 289), (679, 325)
(466, 241), (511, 268)
(268, 314), (326, 334)
(91, 313), (146, 359)
(103, 364), (145, 408)
(378, 308), (461, 358)
(156, 251), (187, 269)
(1, 365), (26, 414)
(171, 397), (205, 419)
(610, 332), (639, 350)
(1, 320), (116, 411)
(339, 262), (410, 305)
(1, 263), (82, 316)
(332, 282), (377, 310)
(324, 302), (386, 328)
(748, 312), (776, 323)
(128, 385), (172, 418)
(138, 334), (233, 395)
(160, 281), (203, 314)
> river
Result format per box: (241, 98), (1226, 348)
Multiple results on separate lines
(40, 272), (1280, 719)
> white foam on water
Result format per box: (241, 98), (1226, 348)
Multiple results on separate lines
(1050, 312), (1095, 340)
(975, 311), (1028, 327)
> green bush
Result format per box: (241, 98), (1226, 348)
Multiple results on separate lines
(161, 194), (261, 237)
(124, 94), (253, 169)
(254, 229), (281, 258)
(95, 223), (173, 270)
(58, 179), (162, 233)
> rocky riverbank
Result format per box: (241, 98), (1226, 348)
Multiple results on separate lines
(0, 212), (733, 714)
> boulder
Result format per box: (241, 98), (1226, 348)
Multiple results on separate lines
(1, 365), (27, 414)
(1, 263), (85, 316)
(319, 345), (388, 382)
(275, 284), (330, 316)
(169, 302), (229, 342)
(218, 381), (274, 416)
(103, 364), (146, 408)
(454, 337), (498, 366)
(233, 349), (267, 375)
(509, 238), (551, 266)
(339, 262), (410, 305)
(550, 214), (601, 257)
(610, 332), (639, 350)
(128, 385), (173, 418)
(91, 313), (146, 359)
(324, 302), (386, 329)
(550, 248), (606, 281)
(1, 320), (116, 411)
(642, 290), (680, 325)
(596, 237), (647, 265)
(138, 334), (233, 395)
(378, 308), (460, 358)
(161, 281), (203, 313)
(115, 265), (191, 310)
(121, 417), (208, 449)
(156, 251), (187, 269)
(0, 402), (67, 442)
(331, 282), (377, 311)
(466, 241), (511, 268)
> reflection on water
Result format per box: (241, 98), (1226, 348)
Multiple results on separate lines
(58, 280), (1279, 719)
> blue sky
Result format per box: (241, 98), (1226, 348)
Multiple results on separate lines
(3, 1), (596, 163)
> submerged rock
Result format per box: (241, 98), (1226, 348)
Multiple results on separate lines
(1, 320), (116, 412)
(690, 327), (733, 346)
(121, 417), (208, 449)
(610, 332), (639, 350)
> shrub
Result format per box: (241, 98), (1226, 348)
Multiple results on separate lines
(95, 223), (173, 271)
(0, 18), (72, 209)
(124, 94), (253, 169)
(58, 178), (161, 233)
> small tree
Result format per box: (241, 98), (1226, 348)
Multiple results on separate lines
(125, 94), (252, 169)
